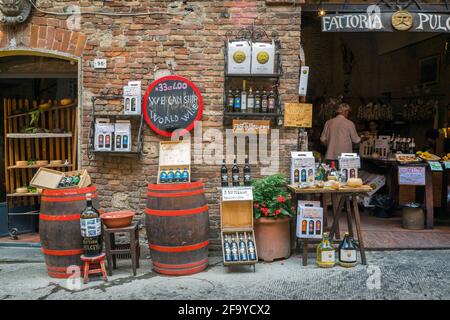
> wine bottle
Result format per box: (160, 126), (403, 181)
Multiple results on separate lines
(80, 193), (102, 257)
(167, 168), (174, 183)
(223, 235), (232, 262)
(243, 155), (251, 186)
(316, 232), (335, 268)
(268, 90), (276, 113)
(247, 88), (255, 113)
(227, 89), (234, 112)
(174, 168), (182, 183)
(238, 234), (248, 261)
(232, 156), (240, 187)
(182, 167), (189, 182)
(221, 159), (229, 187)
(247, 235), (257, 261)
(230, 236), (239, 261)
(241, 80), (247, 113)
(254, 90), (261, 113)
(160, 170), (168, 183)
(338, 232), (357, 268)
(233, 89), (241, 113)
(261, 90), (268, 113)
(327, 161), (338, 181)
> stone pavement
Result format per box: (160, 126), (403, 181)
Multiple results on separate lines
(1, 247), (450, 300)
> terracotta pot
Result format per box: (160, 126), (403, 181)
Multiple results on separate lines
(100, 211), (135, 228)
(254, 216), (291, 262)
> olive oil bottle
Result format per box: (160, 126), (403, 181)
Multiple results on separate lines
(338, 232), (357, 268)
(316, 232), (335, 268)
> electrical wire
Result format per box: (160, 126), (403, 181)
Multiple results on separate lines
(29, 0), (184, 17)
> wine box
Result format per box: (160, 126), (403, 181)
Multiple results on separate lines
(114, 120), (131, 152)
(123, 81), (141, 115)
(94, 118), (114, 151)
(296, 202), (324, 240)
(227, 41), (252, 74)
(30, 168), (91, 190)
(338, 153), (360, 182)
(157, 140), (191, 184)
(291, 151), (315, 185)
(251, 41), (275, 74)
(220, 186), (258, 268)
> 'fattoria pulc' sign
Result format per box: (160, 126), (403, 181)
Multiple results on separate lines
(322, 10), (450, 33)
(143, 75), (203, 137)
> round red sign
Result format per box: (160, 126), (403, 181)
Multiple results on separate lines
(143, 75), (203, 137)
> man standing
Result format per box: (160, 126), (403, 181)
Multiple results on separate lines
(320, 103), (361, 161)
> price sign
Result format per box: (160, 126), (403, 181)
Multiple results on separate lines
(143, 75), (203, 137)
(232, 120), (270, 134)
(443, 161), (450, 170)
(429, 161), (443, 172)
(222, 187), (253, 201)
(284, 103), (312, 128)
(398, 166), (426, 186)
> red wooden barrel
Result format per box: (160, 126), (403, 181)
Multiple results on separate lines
(146, 181), (209, 276)
(39, 186), (100, 278)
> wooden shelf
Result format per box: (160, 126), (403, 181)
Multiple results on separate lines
(7, 193), (40, 197)
(7, 133), (73, 139)
(7, 103), (77, 119)
(8, 210), (40, 216)
(224, 112), (280, 117)
(93, 150), (141, 157)
(93, 113), (141, 119)
(8, 164), (73, 170)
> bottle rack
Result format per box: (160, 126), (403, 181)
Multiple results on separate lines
(223, 28), (284, 127)
(88, 95), (144, 159)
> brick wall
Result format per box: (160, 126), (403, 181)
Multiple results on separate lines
(0, 1), (302, 250)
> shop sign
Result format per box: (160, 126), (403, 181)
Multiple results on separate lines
(398, 166), (426, 185)
(321, 11), (450, 33)
(143, 75), (203, 137)
(284, 103), (313, 128)
(232, 120), (270, 134)
(222, 187), (253, 201)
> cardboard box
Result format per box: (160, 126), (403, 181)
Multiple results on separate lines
(114, 120), (131, 152)
(338, 153), (360, 182)
(30, 168), (91, 189)
(158, 141), (191, 184)
(251, 41), (275, 74)
(94, 118), (114, 151)
(123, 81), (141, 115)
(296, 203), (323, 239)
(359, 171), (386, 207)
(291, 151), (315, 185)
(227, 41), (251, 74)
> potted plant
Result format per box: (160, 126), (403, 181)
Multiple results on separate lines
(252, 173), (295, 262)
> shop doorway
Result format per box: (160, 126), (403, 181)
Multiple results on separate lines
(0, 52), (79, 242)
(302, 12), (450, 249)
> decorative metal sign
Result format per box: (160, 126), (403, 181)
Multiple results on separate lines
(143, 75), (203, 137)
(0, 0), (32, 25)
(321, 10), (450, 32)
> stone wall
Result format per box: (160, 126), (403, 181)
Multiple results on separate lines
(0, 1), (302, 250)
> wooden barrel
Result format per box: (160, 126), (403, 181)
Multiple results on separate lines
(39, 186), (100, 278)
(146, 181), (209, 276)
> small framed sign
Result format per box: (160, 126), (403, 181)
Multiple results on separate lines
(284, 103), (313, 128)
(398, 166), (426, 186)
(429, 161), (443, 172)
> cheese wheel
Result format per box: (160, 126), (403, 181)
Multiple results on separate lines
(347, 178), (363, 188)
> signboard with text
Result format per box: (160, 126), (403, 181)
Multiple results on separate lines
(322, 12), (450, 33)
(398, 166), (426, 186)
(222, 187), (253, 201)
(143, 75), (203, 137)
(284, 103), (313, 128)
(232, 120), (270, 134)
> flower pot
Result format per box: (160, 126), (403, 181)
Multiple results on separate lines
(254, 216), (291, 262)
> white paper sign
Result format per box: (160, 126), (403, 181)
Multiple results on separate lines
(398, 166), (426, 186)
(222, 187), (253, 201)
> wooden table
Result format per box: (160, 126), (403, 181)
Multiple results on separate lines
(288, 185), (372, 266)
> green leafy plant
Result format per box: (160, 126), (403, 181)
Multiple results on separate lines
(252, 173), (295, 220)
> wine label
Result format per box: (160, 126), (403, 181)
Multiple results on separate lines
(321, 251), (335, 263)
(80, 218), (101, 237)
(340, 249), (357, 263)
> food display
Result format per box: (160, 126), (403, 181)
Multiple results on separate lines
(395, 154), (421, 164)
(416, 151), (440, 161)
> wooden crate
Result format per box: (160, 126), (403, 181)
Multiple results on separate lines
(157, 140), (191, 184)
(220, 187), (258, 267)
(30, 168), (90, 190)
(3, 98), (78, 208)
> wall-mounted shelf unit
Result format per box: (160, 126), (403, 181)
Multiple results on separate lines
(88, 95), (144, 159)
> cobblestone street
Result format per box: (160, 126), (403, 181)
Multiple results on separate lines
(1, 247), (449, 300)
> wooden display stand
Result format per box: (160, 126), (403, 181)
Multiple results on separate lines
(220, 187), (258, 272)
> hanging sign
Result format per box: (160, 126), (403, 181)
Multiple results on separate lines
(143, 75), (203, 137)
(398, 166), (426, 186)
(322, 11), (450, 33)
(284, 103), (313, 128)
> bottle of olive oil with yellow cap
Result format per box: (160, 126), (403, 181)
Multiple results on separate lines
(316, 232), (335, 268)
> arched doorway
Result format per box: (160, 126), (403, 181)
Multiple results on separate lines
(0, 50), (81, 240)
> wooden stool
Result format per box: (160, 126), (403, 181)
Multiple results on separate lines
(104, 222), (140, 276)
(81, 253), (108, 284)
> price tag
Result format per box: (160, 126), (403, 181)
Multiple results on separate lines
(222, 187), (253, 201)
(429, 161), (443, 171)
